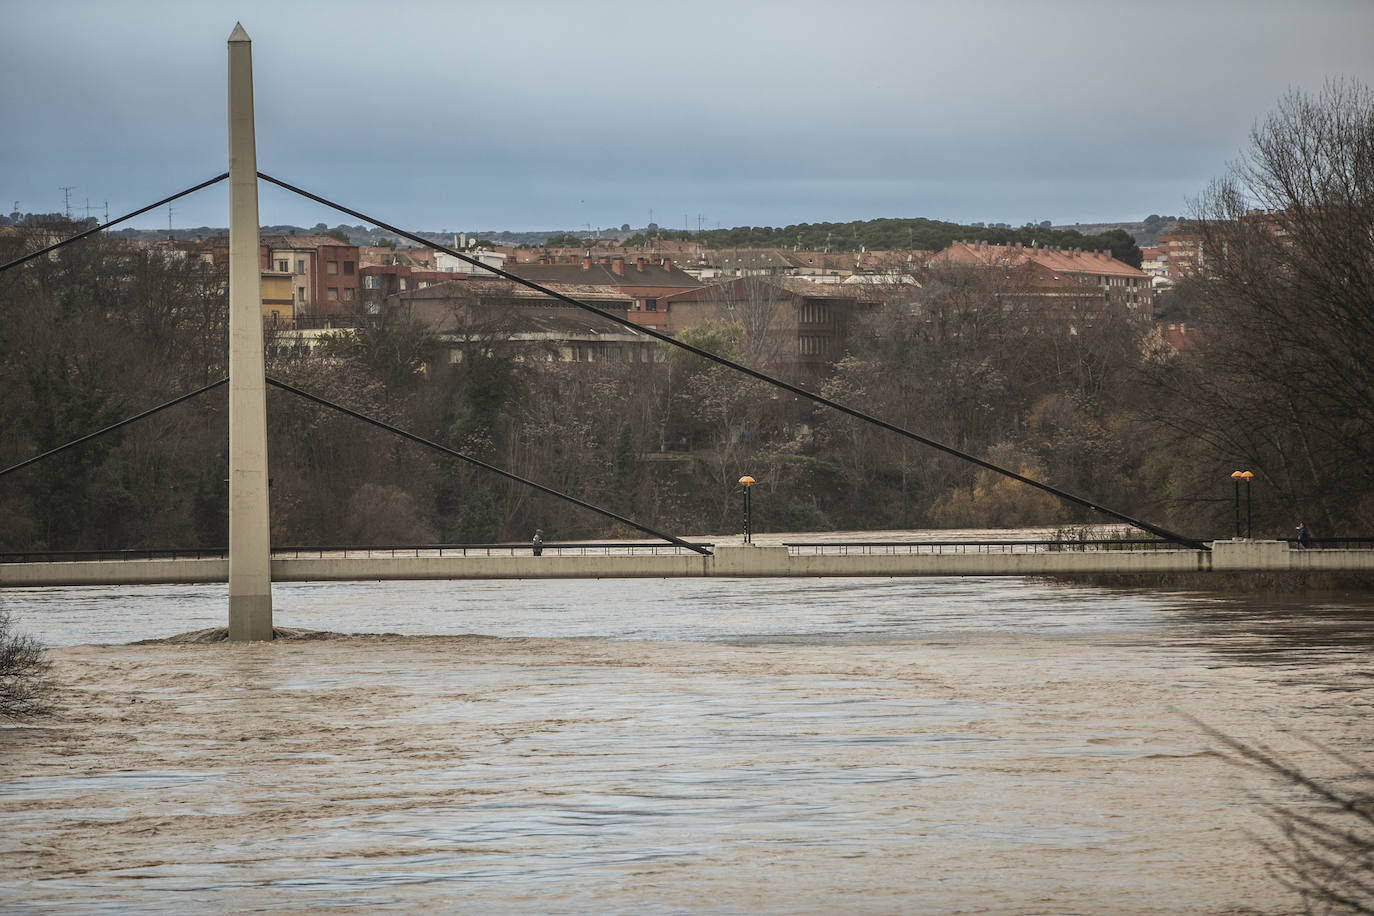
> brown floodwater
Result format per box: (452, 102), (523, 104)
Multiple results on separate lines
(1, 575), (1371, 913)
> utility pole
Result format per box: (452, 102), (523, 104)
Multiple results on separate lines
(226, 22), (273, 641)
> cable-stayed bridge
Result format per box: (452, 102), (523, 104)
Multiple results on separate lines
(3, 26), (1370, 632)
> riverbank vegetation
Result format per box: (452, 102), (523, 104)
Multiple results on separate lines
(1, 82), (1370, 551)
(0, 608), (51, 720)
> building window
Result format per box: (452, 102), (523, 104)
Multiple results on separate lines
(296, 259), (306, 274)
(343, 288), (355, 301)
(344, 260), (355, 275)
(328, 287), (339, 300)
(363, 275), (379, 289)
(645, 299), (658, 311)
(296, 287), (306, 303)
(326, 261), (339, 275)
(275, 259), (288, 272)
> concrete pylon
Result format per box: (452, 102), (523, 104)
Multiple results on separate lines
(226, 23), (273, 641)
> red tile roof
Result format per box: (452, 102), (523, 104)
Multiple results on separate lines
(935, 241), (1146, 278)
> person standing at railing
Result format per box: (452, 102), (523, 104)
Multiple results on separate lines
(1295, 522), (1311, 549)
(532, 529), (544, 557)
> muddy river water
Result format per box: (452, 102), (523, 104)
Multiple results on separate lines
(1, 574), (1372, 913)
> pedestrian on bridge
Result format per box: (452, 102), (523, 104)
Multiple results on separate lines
(1295, 522), (1311, 549)
(532, 529), (544, 557)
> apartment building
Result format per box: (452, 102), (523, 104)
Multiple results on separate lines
(385, 278), (653, 365)
(660, 277), (881, 374)
(931, 241), (1154, 322)
(1155, 231), (1207, 281)
(260, 234), (360, 318)
(506, 255), (702, 332)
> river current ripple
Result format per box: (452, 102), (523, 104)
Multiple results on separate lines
(2, 575), (1372, 913)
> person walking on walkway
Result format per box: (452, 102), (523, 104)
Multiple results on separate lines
(1295, 522), (1311, 549)
(532, 529), (544, 557)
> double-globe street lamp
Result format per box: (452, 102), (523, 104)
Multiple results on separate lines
(739, 475), (756, 544)
(1230, 469), (1255, 538)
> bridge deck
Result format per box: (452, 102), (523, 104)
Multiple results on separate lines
(3, 540), (1371, 587)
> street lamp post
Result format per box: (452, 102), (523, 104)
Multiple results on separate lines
(1241, 470), (1254, 538)
(1230, 470), (1243, 538)
(739, 475), (755, 544)
(1230, 469), (1255, 538)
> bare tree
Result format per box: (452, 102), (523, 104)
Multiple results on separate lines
(715, 277), (797, 372)
(1165, 79), (1374, 532)
(1190, 717), (1374, 915)
(0, 608), (51, 721)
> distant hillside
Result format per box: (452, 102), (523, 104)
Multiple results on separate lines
(97, 224), (621, 248)
(1052, 215), (1185, 247)
(10, 210), (1175, 256)
(627, 217), (1148, 266)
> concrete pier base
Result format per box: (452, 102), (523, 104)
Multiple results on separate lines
(229, 594), (274, 641)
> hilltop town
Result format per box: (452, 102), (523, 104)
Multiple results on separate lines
(0, 211), (1197, 375)
(0, 148), (1361, 551)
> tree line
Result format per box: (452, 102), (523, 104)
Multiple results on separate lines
(1, 82), (1369, 550)
(622, 220), (1143, 268)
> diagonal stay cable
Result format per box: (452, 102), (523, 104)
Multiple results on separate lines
(0, 173), (230, 275)
(0, 378), (228, 479)
(265, 376), (712, 556)
(257, 172), (1208, 550)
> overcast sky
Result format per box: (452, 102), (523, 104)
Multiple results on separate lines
(5, 0), (1373, 235)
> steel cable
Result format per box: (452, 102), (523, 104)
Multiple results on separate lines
(257, 171), (1208, 550)
(265, 376), (711, 556)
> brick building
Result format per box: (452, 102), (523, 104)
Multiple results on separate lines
(931, 241), (1154, 323)
(385, 278), (653, 365)
(1155, 231), (1207, 282)
(506, 255), (702, 332)
(260, 235), (361, 318)
(660, 277), (882, 374)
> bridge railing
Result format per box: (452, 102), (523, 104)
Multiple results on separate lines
(1283, 537), (1374, 550)
(783, 539), (1202, 556)
(7, 538), (1372, 566)
(0, 542), (715, 564)
(0, 548), (231, 563)
(269, 542), (714, 559)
